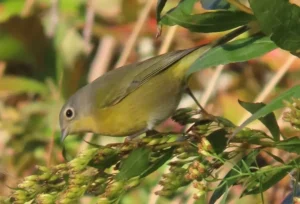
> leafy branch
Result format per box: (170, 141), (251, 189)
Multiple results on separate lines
(5, 96), (300, 203)
(1, 0), (300, 203)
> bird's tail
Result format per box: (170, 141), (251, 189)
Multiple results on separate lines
(211, 24), (250, 48)
(178, 24), (252, 77)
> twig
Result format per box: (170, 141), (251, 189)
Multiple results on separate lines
(200, 65), (225, 107)
(158, 26), (178, 55)
(21, 0), (35, 17)
(47, 0), (59, 37)
(78, 36), (116, 153)
(254, 55), (297, 103)
(115, 0), (156, 68)
(226, 0), (253, 15)
(83, 0), (95, 54)
(46, 132), (55, 166)
(0, 61), (6, 77)
(88, 36), (117, 82)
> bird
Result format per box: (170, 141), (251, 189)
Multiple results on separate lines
(59, 26), (249, 142)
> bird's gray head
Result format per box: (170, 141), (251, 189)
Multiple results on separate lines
(59, 86), (94, 142)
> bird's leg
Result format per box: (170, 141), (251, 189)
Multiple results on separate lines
(146, 129), (160, 136)
(125, 129), (148, 142)
(186, 87), (208, 114)
(185, 87), (209, 117)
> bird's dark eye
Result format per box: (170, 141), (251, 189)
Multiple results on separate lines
(65, 108), (74, 119)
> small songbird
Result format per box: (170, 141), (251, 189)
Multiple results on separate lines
(59, 26), (249, 142)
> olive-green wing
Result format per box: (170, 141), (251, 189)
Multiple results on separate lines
(95, 46), (199, 107)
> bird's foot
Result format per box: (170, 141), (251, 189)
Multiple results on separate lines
(124, 129), (148, 143)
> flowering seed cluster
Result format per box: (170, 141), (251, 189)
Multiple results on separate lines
(172, 108), (199, 125)
(284, 98), (300, 130)
(6, 106), (283, 203)
(156, 164), (190, 197)
(10, 148), (115, 203)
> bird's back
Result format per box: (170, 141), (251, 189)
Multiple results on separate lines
(89, 45), (208, 109)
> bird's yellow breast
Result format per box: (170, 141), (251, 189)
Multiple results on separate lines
(93, 65), (183, 136)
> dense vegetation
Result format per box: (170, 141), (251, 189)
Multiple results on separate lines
(1, 0), (300, 203)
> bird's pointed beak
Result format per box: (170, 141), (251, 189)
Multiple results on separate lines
(61, 128), (69, 143)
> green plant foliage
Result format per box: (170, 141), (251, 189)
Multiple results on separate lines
(264, 151), (285, 164)
(249, 0), (300, 55)
(187, 34), (277, 75)
(116, 148), (151, 180)
(140, 148), (173, 178)
(161, 6), (254, 32)
(275, 137), (300, 154)
(1, 0), (300, 203)
(209, 150), (260, 204)
(7, 103), (300, 203)
(234, 85), (300, 136)
(206, 129), (227, 154)
(242, 157), (300, 195)
(238, 100), (280, 141)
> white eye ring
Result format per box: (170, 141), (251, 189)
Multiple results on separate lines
(64, 107), (75, 120)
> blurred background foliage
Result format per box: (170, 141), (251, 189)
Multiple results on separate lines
(0, 0), (300, 203)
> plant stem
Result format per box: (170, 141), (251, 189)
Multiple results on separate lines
(154, 141), (188, 150)
(115, 0), (155, 68)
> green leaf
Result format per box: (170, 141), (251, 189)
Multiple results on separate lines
(116, 148), (151, 181)
(0, 76), (48, 95)
(89, 151), (119, 170)
(233, 85), (300, 137)
(275, 137), (300, 154)
(160, 0), (197, 25)
(243, 157), (300, 196)
(238, 100), (280, 141)
(209, 149), (259, 204)
(161, 9), (254, 33)
(206, 129), (228, 154)
(159, 0), (200, 25)
(220, 184), (229, 204)
(216, 116), (236, 128)
(249, 0), (300, 55)
(264, 151), (284, 164)
(242, 166), (291, 195)
(187, 34), (277, 75)
(140, 149), (173, 178)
